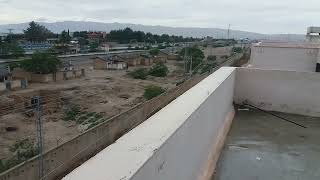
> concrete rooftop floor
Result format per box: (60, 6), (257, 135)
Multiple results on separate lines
(213, 108), (320, 180)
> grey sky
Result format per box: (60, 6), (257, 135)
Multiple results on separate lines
(0, 0), (319, 34)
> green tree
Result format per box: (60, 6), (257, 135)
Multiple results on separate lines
(106, 28), (201, 44)
(89, 41), (99, 52)
(24, 21), (53, 42)
(0, 41), (25, 58)
(59, 30), (71, 44)
(149, 62), (169, 77)
(128, 68), (149, 80)
(11, 44), (25, 58)
(179, 47), (205, 70)
(232, 47), (243, 53)
(144, 85), (165, 100)
(20, 52), (61, 74)
(78, 37), (89, 47)
(207, 55), (216, 61)
(149, 48), (160, 56)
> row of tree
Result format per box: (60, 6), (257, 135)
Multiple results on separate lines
(106, 28), (201, 44)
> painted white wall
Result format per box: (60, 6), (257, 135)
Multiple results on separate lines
(234, 68), (320, 117)
(250, 44), (319, 72)
(63, 67), (237, 180)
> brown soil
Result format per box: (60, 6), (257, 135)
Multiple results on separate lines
(0, 60), (184, 160)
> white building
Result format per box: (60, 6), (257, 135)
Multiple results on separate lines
(250, 42), (320, 72)
(61, 67), (320, 180)
(306, 26), (320, 43)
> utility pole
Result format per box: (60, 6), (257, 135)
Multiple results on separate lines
(32, 96), (44, 180)
(7, 29), (14, 42)
(227, 24), (230, 39)
(189, 56), (193, 75)
(184, 44), (188, 73)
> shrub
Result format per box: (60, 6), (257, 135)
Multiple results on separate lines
(63, 105), (81, 121)
(0, 138), (39, 173)
(232, 47), (243, 53)
(207, 55), (217, 61)
(144, 85), (165, 100)
(128, 68), (149, 80)
(149, 63), (169, 77)
(149, 48), (160, 55)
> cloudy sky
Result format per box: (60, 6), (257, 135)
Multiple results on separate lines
(0, 0), (319, 34)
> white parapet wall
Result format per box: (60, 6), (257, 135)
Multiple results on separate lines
(63, 67), (237, 180)
(234, 68), (320, 117)
(250, 42), (320, 72)
(62, 67), (320, 180)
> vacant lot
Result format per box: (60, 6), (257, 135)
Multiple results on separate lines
(0, 60), (185, 163)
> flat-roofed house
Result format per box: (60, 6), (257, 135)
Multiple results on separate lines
(0, 68), (10, 82)
(140, 54), (154, 66)
(93, 55), (128, 70)
(118, 54), (142, 66)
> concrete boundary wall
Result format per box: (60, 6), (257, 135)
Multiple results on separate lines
(234, 68), (320, 117)
(63, 67), (237, 180)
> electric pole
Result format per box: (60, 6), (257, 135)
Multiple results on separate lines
(7, 29), (14, 42)
(32, 96), (44, 180)
(189, 56), (193, 75)
(184, 44), (188, 73)
(227, 24), (231, 40)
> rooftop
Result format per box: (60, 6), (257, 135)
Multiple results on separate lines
(252, 42), (320, 49)
(214, 108), (320, 180)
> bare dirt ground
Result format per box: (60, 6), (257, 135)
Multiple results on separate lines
(0, 60), (185, 161)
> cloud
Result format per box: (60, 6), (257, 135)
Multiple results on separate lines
(0, 0), (319, 34)
(0, 0), (10, 3)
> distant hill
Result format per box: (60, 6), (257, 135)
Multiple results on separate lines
(0, 21), (306, 41)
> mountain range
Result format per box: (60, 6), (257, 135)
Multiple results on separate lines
(0, 21), (306, 41)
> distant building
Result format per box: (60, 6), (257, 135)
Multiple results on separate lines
(87, 31), (107, 43)
(0, 67), (10, 82)
(118, 54), (142, 66)
(0, 33), (7, 41)
(19, 42), (53, 52)
(152, 50), (168, 64)
(93, 55), (128, 70)
(307, 27), (320, 43)
(140, 54), (154, 66)
(99, 43), (110, 52)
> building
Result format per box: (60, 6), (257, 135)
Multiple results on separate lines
(87, 31), (107, 43)
(99, 43), (110, 52)
(203, 46), (233, 62)
(0, 33), (7, 41)
(153, 50), (168, 63)
(61, 67), (320, 180)
(140, 54), (154, 66)
(306, 27), (320, 42)
(93, 55), (128, 70)
(118, 53), (142, 66)
(250, 42), (320, 72)
(0, 67), (10, 82)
